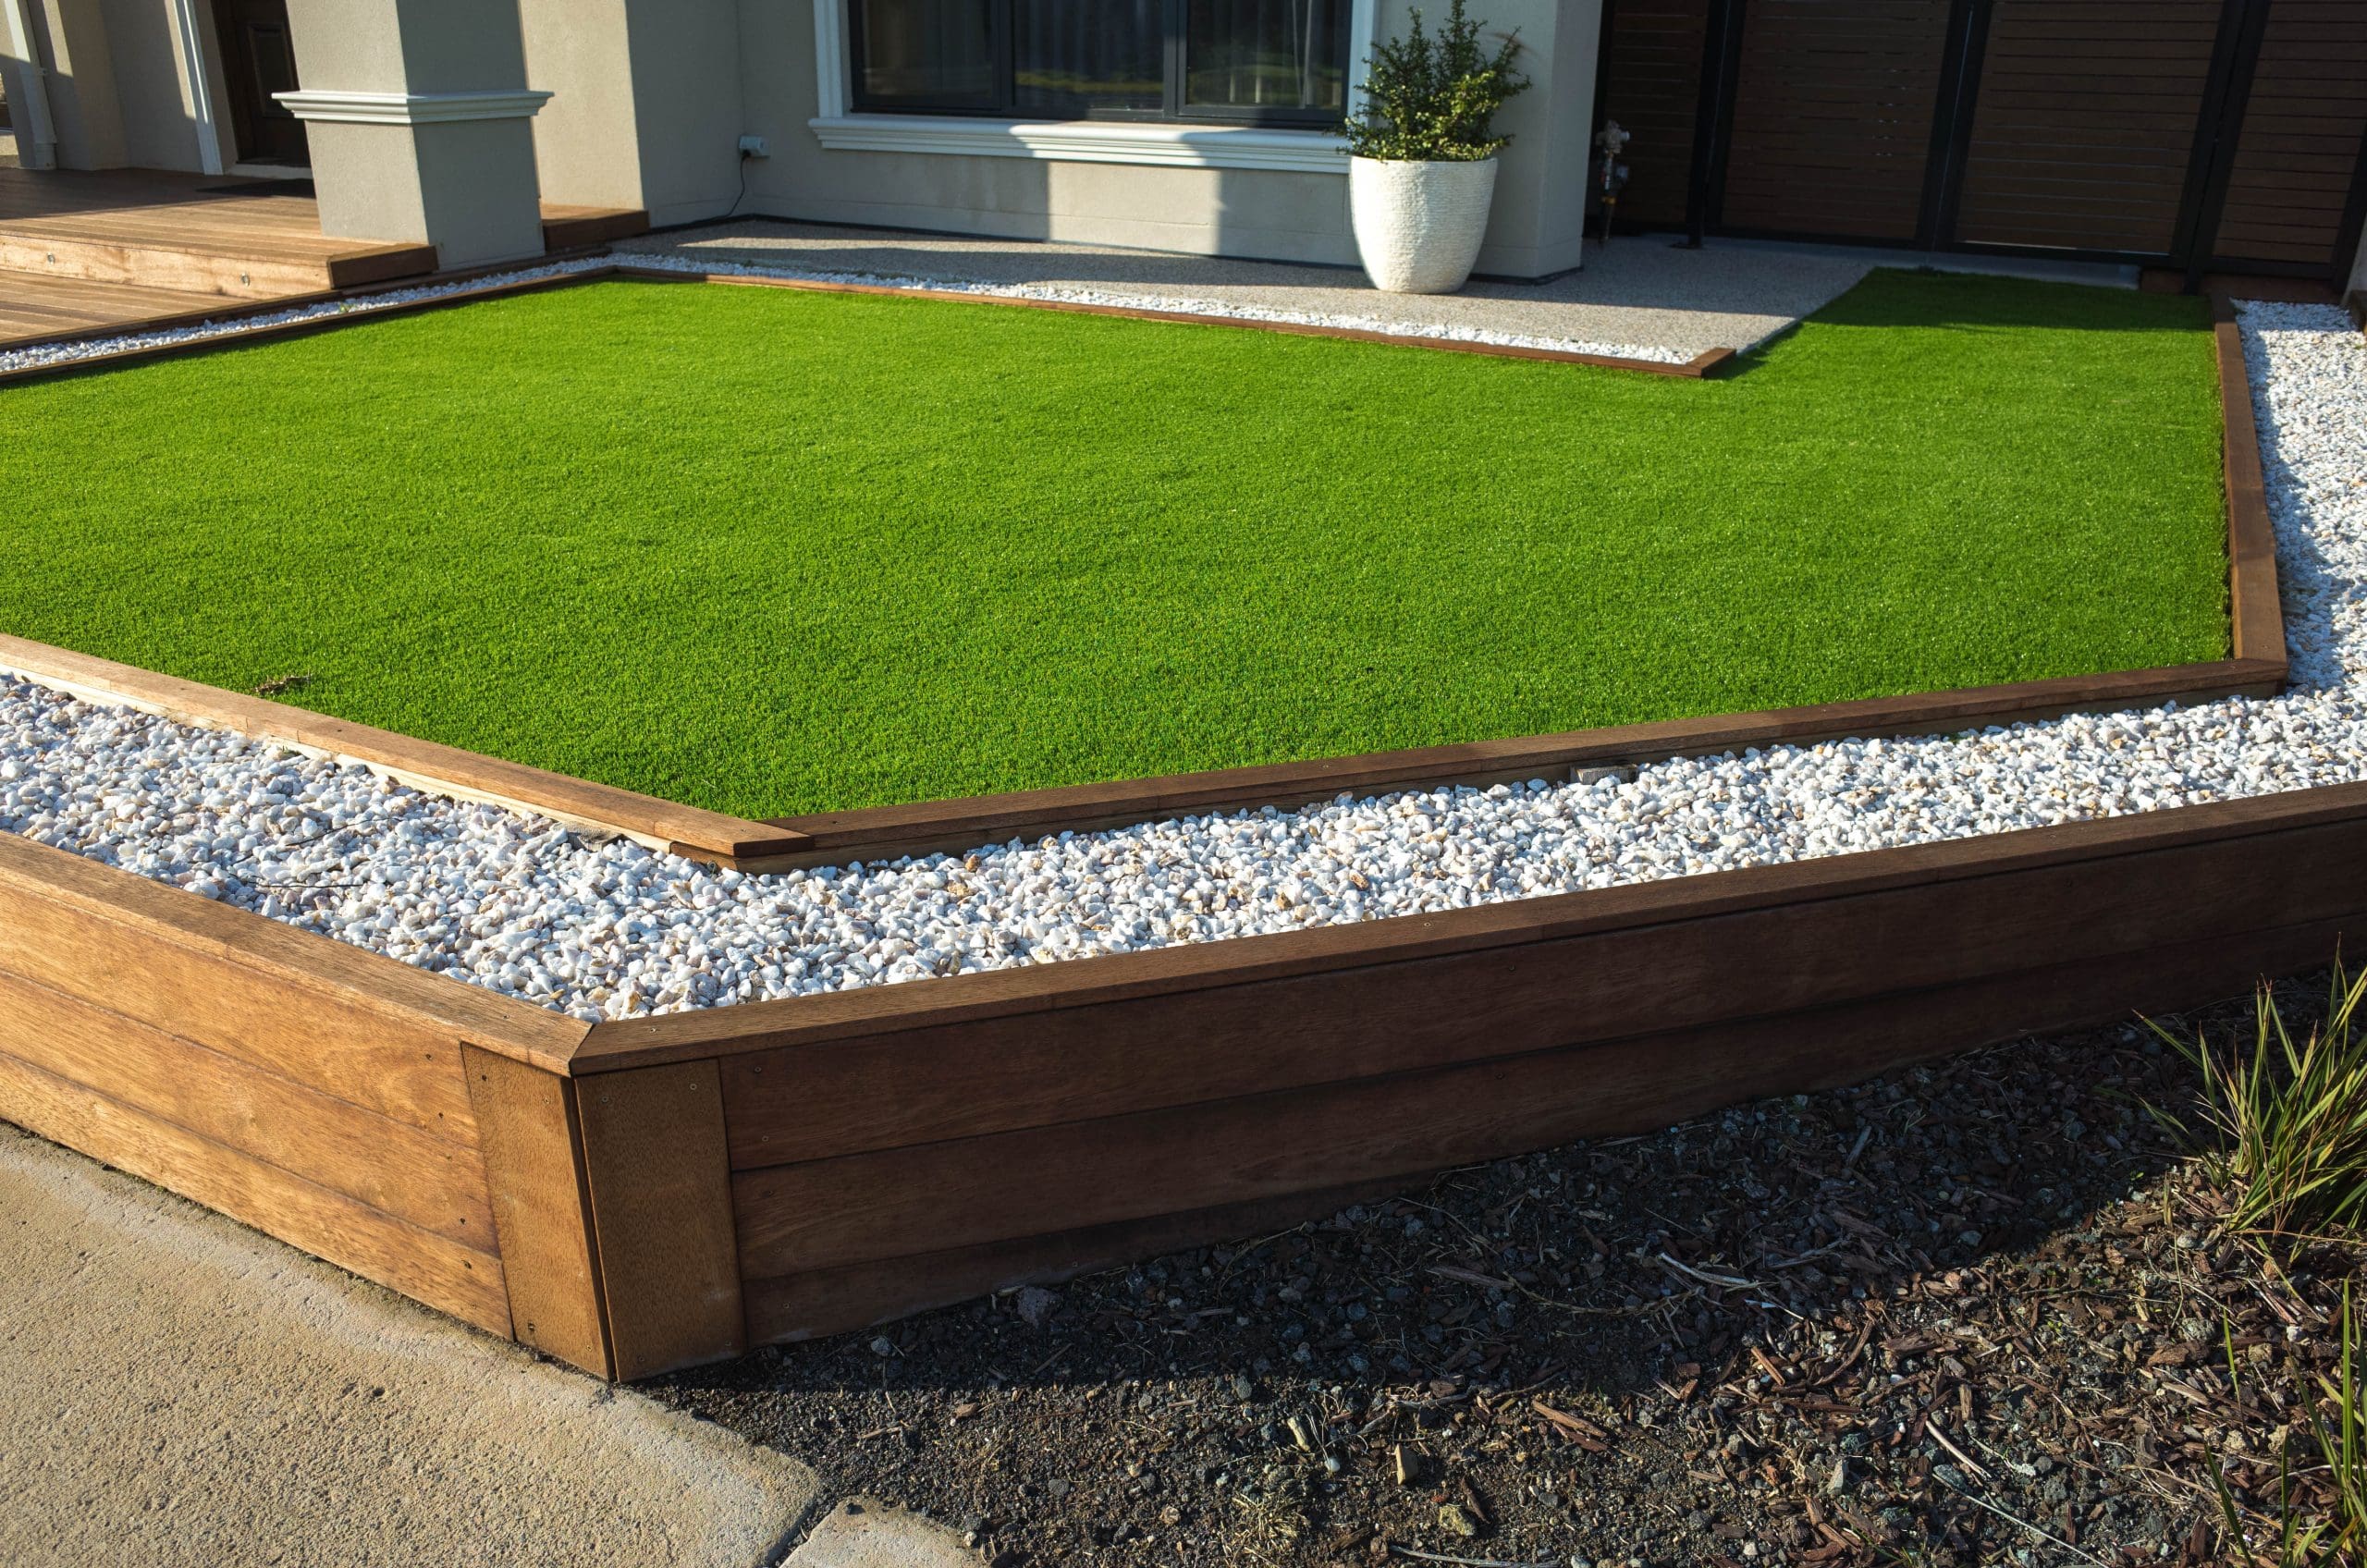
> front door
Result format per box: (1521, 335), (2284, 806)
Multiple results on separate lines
(213, 0), (309, 167)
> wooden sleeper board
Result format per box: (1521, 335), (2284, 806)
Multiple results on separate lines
(0, 260), (2317, 1380)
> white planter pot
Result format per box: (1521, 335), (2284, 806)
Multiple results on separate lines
(1348, 155), (1500, 294)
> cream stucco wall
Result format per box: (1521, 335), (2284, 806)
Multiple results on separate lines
(730, 0), (1347, 266)
(14, 0), (230, 172)
(23, 0), (128, 167)
(728, 0), (1600, 277)
(96, 0), (192, 167)
(520, 0), (642, 211)
(287, 0), (547, 266)
(521, 0), (743, 227)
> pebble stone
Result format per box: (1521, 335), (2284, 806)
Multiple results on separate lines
(0, 250), (1691, 375)
(0, 257), (616, 375)
(615, 251), (1699, 362)
(1, 300), (2358, 1024)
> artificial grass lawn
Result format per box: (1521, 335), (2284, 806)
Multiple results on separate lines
(5, 269), (2227, 818)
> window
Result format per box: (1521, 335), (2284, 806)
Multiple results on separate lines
(850, 0), (1350, 125)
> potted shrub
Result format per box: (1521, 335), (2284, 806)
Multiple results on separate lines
(1341, 0), (1529, 294)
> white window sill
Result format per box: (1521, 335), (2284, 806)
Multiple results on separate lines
(806, 114), (1348, 173)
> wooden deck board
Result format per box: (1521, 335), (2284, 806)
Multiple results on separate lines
(0, 166), (642, 343)
(0, 271), (246, 342)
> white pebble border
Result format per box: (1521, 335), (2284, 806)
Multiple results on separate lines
(0, 257), (615, 375)
(0, 301), (2358, 1023)
(618, 250), (1700, 363)
(0, 249), (1693, 375)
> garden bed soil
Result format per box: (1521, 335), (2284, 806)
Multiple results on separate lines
(653, 982), (2361, 1567)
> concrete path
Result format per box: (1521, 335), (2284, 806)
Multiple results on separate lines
(0, 1121), (827, 1568)
(786, 1501), (981, 1567)
(618, 220), (2139, 360)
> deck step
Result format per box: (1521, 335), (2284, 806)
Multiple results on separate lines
(542, 206), (650, 251)
(0, 228), (435, 300)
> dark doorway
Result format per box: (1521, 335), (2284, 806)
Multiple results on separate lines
(212, 0), (309, 167)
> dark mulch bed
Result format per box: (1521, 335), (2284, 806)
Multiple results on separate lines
(653, 974), (2363, 1567)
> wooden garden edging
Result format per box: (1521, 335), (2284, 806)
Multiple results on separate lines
(0, 632), (806, 866)
(0, 274), (2312, 1380)
(4, 782), (2362, 1379)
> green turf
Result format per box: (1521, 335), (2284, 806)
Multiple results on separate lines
(1, 268), (2226, 818)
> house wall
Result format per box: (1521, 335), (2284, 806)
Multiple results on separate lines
(620, 0), (743, 226)
(520, 0), (643, 210)
(725, 0), (1603, 277)
(17, 0), (227, 171)
(21, 0), (127, 166)
(730, 0), (1350, 264)
(521, 0), (743, 227)
(286, 0), (548, 266)
(96, 0), (190, 167)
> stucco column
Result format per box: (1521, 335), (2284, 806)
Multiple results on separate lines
(17, 0), (127, 168)
(1453, 0), (1602, 279)
(279, 0), (549, 268)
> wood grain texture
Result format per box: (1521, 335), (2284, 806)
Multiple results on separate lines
(575, 1061), (747, 1378)
(0, 634), (809, 870)
(710, 803), (2367, 1167)
(731, 913), (2356, 1284)
(750, 659), (2280, 872)
(1719, 0), (1953, 241)
(0, 1047), (510, 1331)
(743, 1175), (1423, 1345)
(0, 831), (579, 1119)
(2217, 295), (2287, 666)
(0, 968), (494, 1245)
(2210, 5), (2367, 274)
(1597, 0), (1712, 227)
(586, 781), (2366, 1077)
(463, 1047), (611, 1377)
(540, 206), (650, 251)
(1954, 0), (2220, 256)
(0, 165), (433, 299)
(0, 268), (630, 389)
(0, 271), (233, 342)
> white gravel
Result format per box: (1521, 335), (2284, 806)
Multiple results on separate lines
(0, 251), (1692, 374)
(0, 258), (617, 375)
(613, 251), (1699, 363)
(0, 301), (2358, 1023)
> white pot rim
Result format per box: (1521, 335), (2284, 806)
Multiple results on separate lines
(1349, 152), (1500, 165)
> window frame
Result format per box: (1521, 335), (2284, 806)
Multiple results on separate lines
(845, 0), (1352, 129)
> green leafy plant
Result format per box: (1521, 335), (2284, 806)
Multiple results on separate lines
(1341, 0), (1528, 162)
(2212, 1285), (2367, 1564)
(2148, 965), (2367, 1243)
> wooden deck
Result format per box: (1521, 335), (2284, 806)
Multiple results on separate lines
(0, 167), (644, 346)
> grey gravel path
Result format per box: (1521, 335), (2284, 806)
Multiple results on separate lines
(616, 220), (1888, 356)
